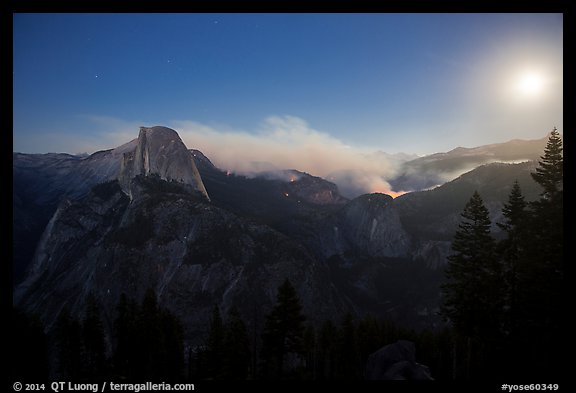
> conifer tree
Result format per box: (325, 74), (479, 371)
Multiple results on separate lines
(519, 129), (563, 376)
(531, 127), (563, 201)
(528, 128), (563, 275)
(54, 307), (84, 378)
(356, 316), (383, 366)
(136, 288), (164, 379)
(497, 181), (528, 338)
(82, 295), (107, 377)
(222, 308), (250, 380)
(206, 305), (225, 379)
(302, 324), (316, 379)
(113, 291), (184, 380)
(261, 279), (306, 379)
(336, 313), (359, 380)
(317, 320), (337, 380)
(160, 308), (185, 380)
(114, 293), (139, 378)
(12, 308), (49, 379)
(441, 191), (502, 339)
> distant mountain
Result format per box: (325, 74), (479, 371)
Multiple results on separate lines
(281, 161), (543, 325)
(14, 127), (352, 340)
(13, 126), (551, 341)
(394, 160), (542, 268)
(13, 140), (136, 285)
(373, 151), (420, 163)
(389, 135), (549, 192)
(13, 175), (349, 337)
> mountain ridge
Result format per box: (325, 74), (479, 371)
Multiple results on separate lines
(390, 134), (550, 192)
(13, 126), (552, 339)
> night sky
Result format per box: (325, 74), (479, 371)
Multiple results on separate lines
(13, 13), (562, 161)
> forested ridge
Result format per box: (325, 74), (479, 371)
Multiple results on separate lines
(13, 131), (563, 381)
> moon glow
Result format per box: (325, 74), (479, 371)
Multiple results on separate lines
(516, 71), (545, 97)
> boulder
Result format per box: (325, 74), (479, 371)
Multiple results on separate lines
(365, 340), (433, 380)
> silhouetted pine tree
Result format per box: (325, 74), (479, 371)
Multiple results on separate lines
(335, 313), (360, 380)
(12, 308), (49, 379)
(54, 307), (83, 379)
(520, 128), (563, 377)
(356, 316), (383, 370)
(114, 293), (139, 378)
(531, 127), (563, 201)
(497, 180), (528, 339)
(441, 191), (504, 378)
(205, 305), (225, 379)
(261, 279), (306, 379)
(317, 320), (337, 380)
(113, 291), (184, 380)
(160, 308), (185, 380)
(527, 128), (563, 299)
(302, 324), (316, 379)
(135, 288), (164, 379)
(222, 308), (250, 380)
(529, 128), (563, 287)
(82, 295), (107, 378)
(441, 191), (502, 339)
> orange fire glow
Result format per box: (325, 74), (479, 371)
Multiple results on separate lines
(371, 189), (408, 199)
(388, 190), (407, 198)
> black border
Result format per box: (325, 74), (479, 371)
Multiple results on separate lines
(8, 1), (570, 391)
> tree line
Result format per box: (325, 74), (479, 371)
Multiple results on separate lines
(441, 128), (563, 378)
(12, 130), (563, 380)
(14, 279), (455, 380)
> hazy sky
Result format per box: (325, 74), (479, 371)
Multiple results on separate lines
(13, 13), (562, 160)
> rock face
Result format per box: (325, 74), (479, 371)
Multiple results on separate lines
(13, 126), (352, 337)
(13, 128), (210, 285)
(13, 126), (548, 342)
(365, 340), (433, 380)
(312, 193), (411, 259)
(119, 126), (209, 200)
(12, 140), (136, 285)
(269, 170), (348, 206)
(13, 176), (348, 339)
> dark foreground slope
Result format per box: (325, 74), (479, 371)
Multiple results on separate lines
(14, 126), (546, 337)
(14, 175), (349, 341)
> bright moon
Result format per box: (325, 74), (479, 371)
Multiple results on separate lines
(516, 71), (545, 97)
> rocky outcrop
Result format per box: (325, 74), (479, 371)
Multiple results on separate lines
(261, 170), (349, 206)
(12, 141), (136, 285)
(313, 193), (411, 259)
(14, 127), (548, 339)
(13, 127), (211, 286)
(365, 340), (433, 380)
(13, 176), (349, 338)
(119, 126), (209, 200)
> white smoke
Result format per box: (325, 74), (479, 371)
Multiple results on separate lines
(13, 114), (409, 198)
(172, 116), (406, 198)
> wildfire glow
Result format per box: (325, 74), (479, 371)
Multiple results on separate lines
(371, 189), (408, 199)
(388, 190), (408, 199)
